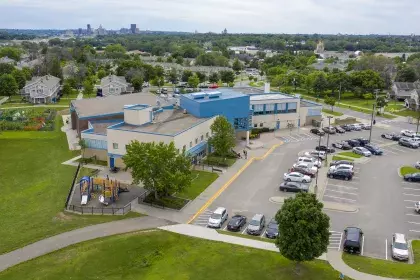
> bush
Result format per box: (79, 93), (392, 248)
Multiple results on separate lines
(142, 192), (189, 210)
(251, 127), (272, 134)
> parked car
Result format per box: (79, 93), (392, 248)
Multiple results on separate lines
(401, 130), (416, 138)
(265, 219), (279, 239)
(304, 150), (326, 160)
(279, 181), (309, 193)
(246, 214), (265, 235)
(315, 145), (336, 153)
(342, 124), (353, 132)
(207, 207), (228, 228)
(330, 160), (354, 167)
(353, 147), (372, 157)
(363, 144), (383, 155)
(283, 172), (311, 183)
(310, 128), (325, 136)
(363, 124), (371, 130)
(329, 164), (354, 174)
(290, 166), (316, 177)
(332, 141), (352, 150)
(354, 137), (369, 146)
(399, 137), (419, 149)
(347, 139), (361, 147)
(292, 162), (318, 173)
(349, 124), (362, 131)
(297, 156), (321, 168)
(415, 161), (420, 169)
(322, 126), (336, 134)
(382, 132), (402, 141)
(414, 201), (420, 213)
(343, 227), (363, 254)
(391, 233), (409, 261)
(227, 215), (247, 231)
(403, 173), (420, 182)
(327, 169), (353, 180)
(334, 126), (345, 133)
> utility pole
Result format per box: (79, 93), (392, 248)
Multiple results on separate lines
(315, 132), (322, 196)
(369, 103), (374, 143)
(417, 105), (420, 134)
(338, 82), (342, 104)
(325, 116), (333, 165)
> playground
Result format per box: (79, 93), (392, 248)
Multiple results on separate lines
(68, 176), (145, 214)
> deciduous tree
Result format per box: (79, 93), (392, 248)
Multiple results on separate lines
(188, 74), (200, 89)
(209, 72), (219, 84)
(324, 96), (337, 112)
(209, 116), (236, 157)
(11, 69), (26, 89)
(82, 79), (94, 97)
(0, 74), (18, 97)
(131, 76), (144, 92)
(219, 70), (235, 86)
(123, 141), (192, 199)
(275, 193), (330, 272)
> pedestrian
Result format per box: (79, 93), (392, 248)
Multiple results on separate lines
(244, 150), (248, 159)
(243, 149), (246, 159)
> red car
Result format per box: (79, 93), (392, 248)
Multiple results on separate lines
(290, 167), (316, 178)
(208, 84), (219, 89)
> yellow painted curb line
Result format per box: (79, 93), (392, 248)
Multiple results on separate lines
(187, 141), (284, 224)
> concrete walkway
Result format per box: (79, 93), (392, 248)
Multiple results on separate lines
(61, 155), (107, 171)
(159, 223), (327, 260)
(327, 250), (395, 280)
(61, 115), (80, 150)
(0, 216), (172, 272)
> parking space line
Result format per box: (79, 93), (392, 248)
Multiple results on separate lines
(406, 206), (416, 209)
(390, 147), (407, 153)
(353, 176), (360, 179)
(287, 135), (298, 141)
(261, 229), (266, 237)
(241, 226), (248, 235)
(382, 148), (397, 155)
(404, 193), (420, 197)
(328, 184), (359, 190)
(339, 233), (343, 251)
(408, 221), (420, 225)
(374, 139), (385, 143)
(406, 214), (420, 217)
(222, 225), (228, 230)
(385, 239), (388, 260)
(410, 230), (420, 233)
(404, 188), (420, 191)
(361, 235), (365, 256)
(405, 200), (419, 202)
(323, 195), (356, 202)
(325, 189), (358, 196)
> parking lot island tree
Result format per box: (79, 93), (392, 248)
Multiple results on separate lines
(209, 116), (236, 157)
(123, 141), (192, 200)
(275, 193), (330, 274)
(324, 96), (337, 112)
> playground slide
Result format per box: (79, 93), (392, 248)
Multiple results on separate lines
(81, 195), (88, 205)
(99, 195), (109, 206)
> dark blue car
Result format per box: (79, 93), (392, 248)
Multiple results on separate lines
(364, 144), (383, 155)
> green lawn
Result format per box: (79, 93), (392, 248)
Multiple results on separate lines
(177, 170), (219, 200)
(322, 109), (343, 116)
(332, 156), (355, 162)
(394, 109), (420, 119)
(0, 116), (140, 254)
(337, 152), (363, 159)
(400, 166), (419, 176)
(0, 230), (348, 280)
(203, 154), (237, 167)
(217, 230), (276, 243)
(342, 240), (420, 279)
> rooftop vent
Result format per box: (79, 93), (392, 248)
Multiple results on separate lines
(192, 92), (206, 99)
(207, 91), (221, 99)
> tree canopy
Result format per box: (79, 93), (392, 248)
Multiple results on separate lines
(123, 141), (192, 199)
(209, 116), (236, 157)
(0, 74), (19, 97)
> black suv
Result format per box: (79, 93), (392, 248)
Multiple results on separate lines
(355, 138), (369, 146)
(335, 126), (346, 133)
(315, 145), (335, 153)
(364, 144), (383, 155)
(327, 169), (353, 181)
(265, 219), (279, 239)
(342, 125), (352, 132)
(310, 128), (325, 136)
(347, 139), (361, 147)
(343, 227), (363, 254)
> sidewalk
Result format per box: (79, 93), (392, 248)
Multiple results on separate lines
(159, 223), (327, 260)
(0, 216), (173, 272)
(327, 250), (394, 280)
(61, 115), (80, 150)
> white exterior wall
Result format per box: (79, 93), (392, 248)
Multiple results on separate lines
(107, 128), (173, 156)
(173, 117), (216, 151)
(124, 108), (152, 126)
(251, 97), (300, 129)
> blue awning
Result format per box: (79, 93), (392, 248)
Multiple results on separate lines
(186, 141), (207, 156)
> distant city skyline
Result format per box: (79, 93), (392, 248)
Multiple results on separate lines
(1, 0), (420, 35)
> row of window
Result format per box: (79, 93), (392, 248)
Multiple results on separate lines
(86, 138), (108, 150)
(252, 102), (297, 115)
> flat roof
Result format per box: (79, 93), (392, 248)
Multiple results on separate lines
(71, 92), (169, 118)
(250, 94), (295, 101)
(117, 109), (210, 136)
(90, 121), (121, 135)
(300, 100), (323, 107)
(182, 89), (247, 102)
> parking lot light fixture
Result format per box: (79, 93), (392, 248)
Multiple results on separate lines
(369, 103), (374, 143)
(325, 116), (333, 164)
(315, 133), (322, 196)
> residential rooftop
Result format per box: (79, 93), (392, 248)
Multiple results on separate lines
(116, 109), (210, 136)
(71, 93), (170, 118)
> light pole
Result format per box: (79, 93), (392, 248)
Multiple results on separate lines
(325, 116), (333, 164)
(369, 103), (374, 143)
(416, 105), (420, 134)
(315, 132), (322, 196)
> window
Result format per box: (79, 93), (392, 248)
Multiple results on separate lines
(265, 104), (275, 114)
(183, 145), (186, 151)
(277, 103), (286, 113)
(260, 123), (263, 127)
(190, 141), (192, 148)
(254, 124), (257, 128)
(195, 138), (198, 144)
(234, 117), (249, 130)
(113, 143), (118, 149)
(206, 132), (209, 138)
(253, 104), (264, 115)
(287, 102), (297, 113)
(201, 135), (204, 141)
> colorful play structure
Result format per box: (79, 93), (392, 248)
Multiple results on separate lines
(79, 176), (122, 206)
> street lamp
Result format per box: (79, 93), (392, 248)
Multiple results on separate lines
(416, 105), (420, 134)
(369, 103), (374, 143)
(315, 131), (322, 196)
(325, 116), (333, 165)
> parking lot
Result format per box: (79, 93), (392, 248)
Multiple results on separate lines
(191, 123), (420, 261)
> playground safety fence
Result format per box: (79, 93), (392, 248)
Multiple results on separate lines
(65, 163), (81, 209)
(67, 203), (132, 215)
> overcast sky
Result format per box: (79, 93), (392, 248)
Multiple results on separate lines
(1, 0), (419, 34)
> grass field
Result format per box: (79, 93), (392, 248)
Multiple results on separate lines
(332, 155), (355, 162)
(217, 230), (276, 243)
(322, 109), (343, 116)
(342, 240), (420, 279)
(0, 230), (349, 280)
(177, 170), (219, 200)
(0, 116), (139, 254)
(337, 152), (363, 159)
(400, 166), (419, 176)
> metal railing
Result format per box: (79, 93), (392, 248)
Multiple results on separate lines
(64, 163), (81, 209)
(67, 203), (132, 215)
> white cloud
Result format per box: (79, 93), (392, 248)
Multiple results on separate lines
(0, 0), (419, 34)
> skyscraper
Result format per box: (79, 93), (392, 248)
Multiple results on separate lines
(87, 24), (92, 35)
(130, 24), (136, 34)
